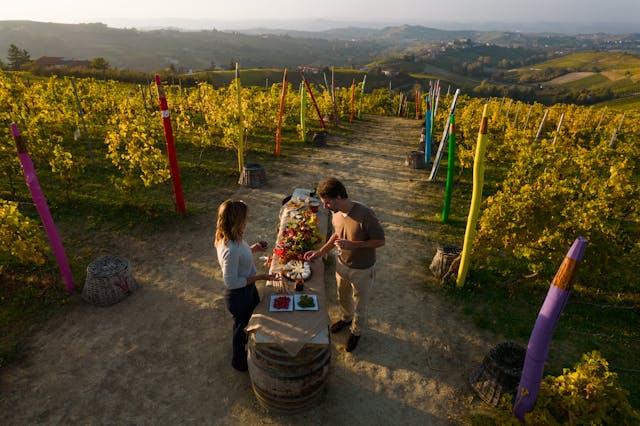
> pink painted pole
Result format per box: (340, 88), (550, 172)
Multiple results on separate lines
(11, 123), (75, 292)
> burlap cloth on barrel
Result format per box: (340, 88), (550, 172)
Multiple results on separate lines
(246, 201), (330, 356)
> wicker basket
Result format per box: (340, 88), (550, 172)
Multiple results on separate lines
(468, 342), (526, 406)
(82, 255), (137, 306)
(429, 244), (461, 280)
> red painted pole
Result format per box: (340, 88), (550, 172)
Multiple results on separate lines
(275, 68), (288, 156)
(300, 71), (326, 130)
(154, 74), (186, 214)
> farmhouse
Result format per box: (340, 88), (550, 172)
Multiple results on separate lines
(34, 56), (91, 68)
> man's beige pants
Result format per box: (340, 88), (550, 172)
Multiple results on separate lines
(335, 260), (376, 336)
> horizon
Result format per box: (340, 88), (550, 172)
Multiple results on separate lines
(2, 0), (640, 34)
(2, 17), (639, 36)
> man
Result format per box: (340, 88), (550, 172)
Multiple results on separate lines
(304, 178), (385, 352)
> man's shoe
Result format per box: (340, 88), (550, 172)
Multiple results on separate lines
(232, 361), (248, 372)
(345, 333), (360, 352)
(330, 319), (352, 333)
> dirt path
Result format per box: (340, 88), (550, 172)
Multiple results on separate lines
(0, 116), (500, 425)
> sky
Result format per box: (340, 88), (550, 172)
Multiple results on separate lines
(2, 0), (639, 31)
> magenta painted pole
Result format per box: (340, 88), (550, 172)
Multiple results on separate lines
(154, 74), (186, 214)
(513, 237), (587, 421)
(11, 123), (75, 292)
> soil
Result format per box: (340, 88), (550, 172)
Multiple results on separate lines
(0, 115), (502, 425)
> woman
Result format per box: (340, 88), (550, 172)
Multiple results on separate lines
(215, 199), (274, 371)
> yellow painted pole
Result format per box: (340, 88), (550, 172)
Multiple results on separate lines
(456, 104), (489, 287)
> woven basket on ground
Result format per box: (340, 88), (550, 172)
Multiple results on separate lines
(429, 244), (462, 281)
(468, 341), (526, 406)
(82, 255), (137, 306)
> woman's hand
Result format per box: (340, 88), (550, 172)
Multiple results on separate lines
(251, 241), (268, 253)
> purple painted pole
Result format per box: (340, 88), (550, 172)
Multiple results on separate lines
(11, 123), (75, 292)
(513, 237), (587, 421)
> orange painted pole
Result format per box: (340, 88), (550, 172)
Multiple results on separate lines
(154, 74), (186, 213)
(275, 68), (288, 156)
(300, 71), (327, 129)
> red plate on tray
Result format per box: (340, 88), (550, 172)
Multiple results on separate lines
(269, 294), (293, 312)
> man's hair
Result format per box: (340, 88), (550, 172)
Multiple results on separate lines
(317, 177), (348, 199)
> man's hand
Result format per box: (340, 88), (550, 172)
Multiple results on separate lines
(303, 250), (319, 261)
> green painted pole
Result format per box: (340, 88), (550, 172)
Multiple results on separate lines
(442, 113), (456, 223)
(457, 104), (489, 287)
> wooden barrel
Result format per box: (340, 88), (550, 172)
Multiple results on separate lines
(248, 333), (330, 412)
(238, 163), (267, 188)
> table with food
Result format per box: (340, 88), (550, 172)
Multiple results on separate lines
(245, 188), (331, 412)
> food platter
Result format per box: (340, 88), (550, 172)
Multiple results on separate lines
(294, 294), (318, 311)
(282, 260), (311, 281)
(269, 294), (293, 312)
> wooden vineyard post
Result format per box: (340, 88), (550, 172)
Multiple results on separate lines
(275, 68), (288, 156)
(388, 81), (392, 116)
(428, 88), (460, 181)
(235, 63), (245, 172)
(350, 79), (356, 122)
(512, 102), (521, 127)
(552, 111), (565, 145)
(609, 112), (626, 147)
(331, 66), (338, 126)
(300, 82), (307, 142)
(456, 104), (489, 288)
(534, 108), (549, 141)
(154, 74), (186, 213)
(595, 107), (607, 130)
(523, 104), (533, 131)
(70, 78), (94, 161)
(432, 80), (441, 121)
(357, 75), (366, 119)
(11, 123), (75, 292)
